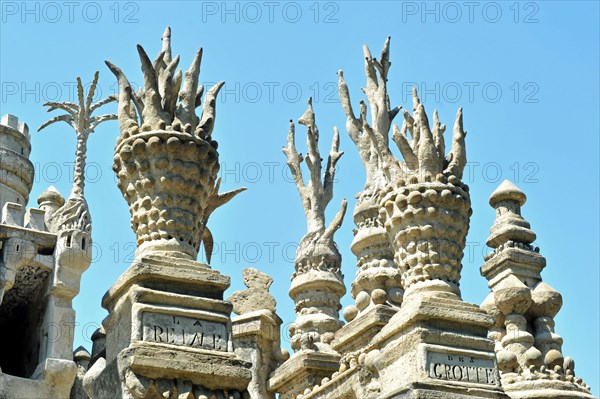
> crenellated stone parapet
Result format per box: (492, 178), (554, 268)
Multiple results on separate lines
(0, 111), (93, 399)
(0, 115), (34, 211)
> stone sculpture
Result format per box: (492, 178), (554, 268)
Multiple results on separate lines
(283, 97), (347, 354)
(39, 71), (116, 237)
(0, 30), (597, 399)
(107, 26), (243, 261)
(229, 268), (287, 399)
(228, 267), (277, 315)
(269, 98), (348, 398)
(481, 180), (594, 399)
(334, 38), (404, 355)
(83, 27), (252, 399)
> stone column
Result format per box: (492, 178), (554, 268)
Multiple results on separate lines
(333, 40), (404, 355)
(368, 87), (508, 398)
(83, 28), (251, 399)
(228, 268), (287, 399)
(269, 99), (347, 399)
(481, 180), (595, 398)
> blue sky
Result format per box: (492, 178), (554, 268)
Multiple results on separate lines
(1, 0), (598, 391)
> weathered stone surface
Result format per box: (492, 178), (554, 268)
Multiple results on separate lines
(228, 268), (276, 315)
(283, 98), (347, 356)
(232, 310), (286, 399)
(338, 38), (403, 325)
(481, 181), (595, 398)
(0, 111), (94, 399)
(82, 28), (252, 399)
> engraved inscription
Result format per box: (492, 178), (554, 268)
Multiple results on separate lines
(426, 351), (498, 385)
(142, 312), (228, 351)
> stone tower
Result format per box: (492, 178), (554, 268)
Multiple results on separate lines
(0, 113), (93, 398)
(0, 114), (33, 210)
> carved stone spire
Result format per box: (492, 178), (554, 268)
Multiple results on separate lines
(283, 98), (347, 354)
(337, 37), (403, 325)
(481, 180), (594, 397)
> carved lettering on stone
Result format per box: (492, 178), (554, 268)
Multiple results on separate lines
(142, 312), (228, 351)
(426, 350), (498, 385)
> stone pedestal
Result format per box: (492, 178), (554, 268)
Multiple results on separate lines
(332, 305), (396, 355)
(372, 294), (509, 399)
(372, 175), (509, 399)
(268, 350), (341, 399)
(84, 255), (251, 398)
(232, 310), (283, 399)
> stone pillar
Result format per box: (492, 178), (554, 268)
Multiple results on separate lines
(368, 89), (508, 398)
(269, 100), (347, 399)
(332, 194), (402, 355)
(481, 180), (596, 398)
(334, 39), (407, 356)
(84, 28), (251, 399)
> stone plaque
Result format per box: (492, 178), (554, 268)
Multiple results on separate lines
(426, 350), (498, 385)
(142, 312), (228, 351)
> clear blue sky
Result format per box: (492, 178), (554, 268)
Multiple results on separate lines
(1, 0), (598, 391)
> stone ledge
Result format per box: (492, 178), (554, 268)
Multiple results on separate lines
(480, 248), (546, 288)
(332, 304), (397, 354)
(102, 256), (230, 309)
(267, 351), (341, 398)
(122, 342), (252, 391)
(380, 380), (509, 399)
(232, 309), (281, 341)
(0, 358), (76, 399)
(374, 296), (493, 348)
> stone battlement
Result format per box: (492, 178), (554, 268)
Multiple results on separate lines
(1, 202), (47, 232)
(1, 114), (30, 139)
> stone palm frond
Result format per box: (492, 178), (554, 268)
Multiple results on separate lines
(105, 26), (224, 140)
(38, 71), (117, 198)
(38, 71), (117, 134)
(200, 178), (247, 264)
(391, 88), (467, 179)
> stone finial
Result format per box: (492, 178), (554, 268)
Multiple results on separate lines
(227, 268), (276, 315)
(108, 28), (234, 260)
(337, 38), (403, 324)
(73, 346), (91, 365)
(38, 186), (65, 225)
(489, 179), (526, 206)
(38, 186), (65, 207)
(487, 180), (536, 248)
(283, 98), (347, 241)
(283, 98), (347, 353)
(480, 183), (592, 395)
(339, 37), (469, 186)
